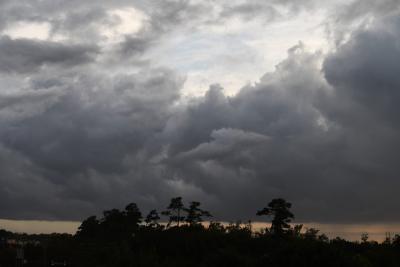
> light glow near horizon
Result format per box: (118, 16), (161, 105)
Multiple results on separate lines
(1, 219), (399, 242)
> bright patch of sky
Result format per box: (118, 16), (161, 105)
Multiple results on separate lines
(101, 8), (148, 43)
(3, 21), (51, 40)
(150, 8), (330, 96)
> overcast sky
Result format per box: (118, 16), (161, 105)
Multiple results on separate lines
(1, 0), (400, 225)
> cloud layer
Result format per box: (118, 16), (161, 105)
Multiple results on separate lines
(0, 0), (399, 223)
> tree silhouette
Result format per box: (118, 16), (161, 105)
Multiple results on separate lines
(124, 203), (142, 233)
(145, 209), (161, 228)
(208, 221), (225, 233)
(304, 228), (320, 240)
(101, 208), (127, 239)
(257, 198), (294, 235)
(184, 201), (212, 226)
(76, 216), (99, 239)
(392, 234), (400, 247)
(162, 197), (185, 227)
(289, 224), (303, 237)
(361, 232), (369, 243)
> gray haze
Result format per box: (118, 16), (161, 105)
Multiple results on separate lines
(0, 0), (400, 223)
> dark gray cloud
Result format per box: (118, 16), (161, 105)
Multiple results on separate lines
(0, 1), (400, 225)
(1, 68), (183, 174)
(0, 36), (98, 73)
(335, 0), (400, 24)
(0, 68), (184, 220)
(117, 36), (155, 60)
(325, 0), (400, 45)
(324, 16), (400, 123)
(219, 0), (316, 22)
(318, 15), (400, 222)
(157, 20), (400, 223)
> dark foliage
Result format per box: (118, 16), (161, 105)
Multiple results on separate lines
(162, 197), (185, 227)
(185, 201), (212, 226)
(257, 198), (294, 235)
(1, 198), (400, 267)
(145, 209), (161, 229)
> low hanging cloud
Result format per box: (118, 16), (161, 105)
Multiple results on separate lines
(219, 0), (316, 22)
(0, 1), (400, 224)
(0, 36), (99, 73)
(0, 68), (184, 220)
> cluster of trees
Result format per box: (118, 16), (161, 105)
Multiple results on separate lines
(2, 198), (400, 267)
(76, 197), (213, 240)
(77, 197), (299, 240)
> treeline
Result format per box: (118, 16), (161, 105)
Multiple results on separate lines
(2, 198), (400, 267)
(76, 197), (212, 240)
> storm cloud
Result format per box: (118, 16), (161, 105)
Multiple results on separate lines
(0, 36), (98, 73)
(0, 1), (400, 224)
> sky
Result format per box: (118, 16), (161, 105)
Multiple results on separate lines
(1, 0), (400, 236)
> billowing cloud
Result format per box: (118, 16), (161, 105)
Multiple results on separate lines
(0, 36), (98, 73)
(0, 1), (399, 225)
(324, 15), (400, 123)
(0, 67), (184, 219)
